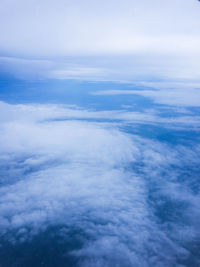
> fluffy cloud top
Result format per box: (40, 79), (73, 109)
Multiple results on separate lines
(0, 101), (200, 266)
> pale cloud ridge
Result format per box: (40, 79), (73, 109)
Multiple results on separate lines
(93, 87), (200, 107)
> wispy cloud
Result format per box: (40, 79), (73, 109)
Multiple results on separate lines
(93, 87), (200, 107)
(1, 101), (200, 128)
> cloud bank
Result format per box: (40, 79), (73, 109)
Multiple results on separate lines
(1, 0), (200, 56)
(0, 101), (200, 266)
(0, 0), (200, 81)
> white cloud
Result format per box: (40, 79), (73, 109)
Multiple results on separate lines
(0, 101), (200, 265)
(1, 101), (200, 129)
(0, 0), (200, 81)
(1, 0), (200, 56)
(1, 53), (200, 82)
(93, 87), (200, 107)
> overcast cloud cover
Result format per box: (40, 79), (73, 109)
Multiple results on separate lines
(0, 0), (200, 81)
(1, 0), (200, 56)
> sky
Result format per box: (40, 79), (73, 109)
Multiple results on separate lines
(1, 1), (200, 266)
(0, 0), (200, 81)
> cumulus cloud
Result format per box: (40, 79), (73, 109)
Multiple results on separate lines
(0, 101), (200, 266)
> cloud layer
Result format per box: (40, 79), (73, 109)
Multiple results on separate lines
(1, 0), (200, 56)
(0, 101), (200, 266)
(93, 87), (200, 107)
(0, 0), (200, 81)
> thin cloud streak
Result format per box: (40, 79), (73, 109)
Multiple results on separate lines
(93, 87), (200, 107)
(1, 101), (200, 128)
(1, 0), (200, 56)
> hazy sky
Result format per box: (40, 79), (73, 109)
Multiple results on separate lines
(0, 0), (200, 80)
(1, 3), (200, 265)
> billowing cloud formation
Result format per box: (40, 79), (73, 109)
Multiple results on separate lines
(0, 101), (200, 266)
